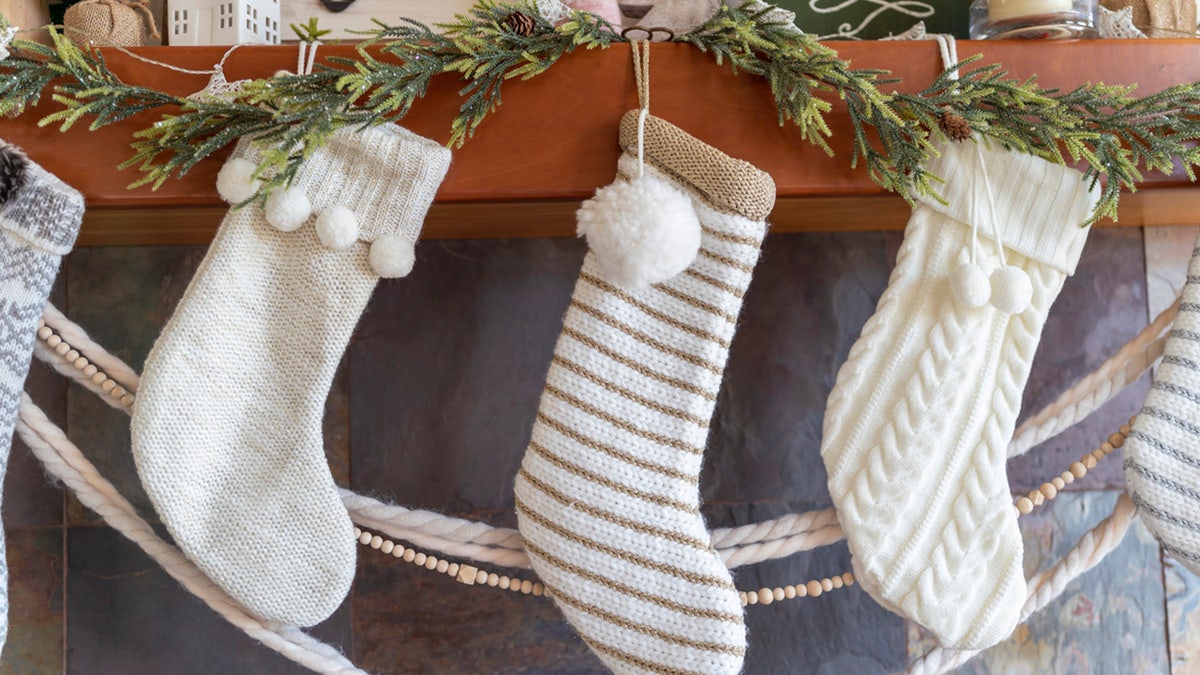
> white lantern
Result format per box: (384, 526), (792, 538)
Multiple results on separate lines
(168, 0), (281, 45)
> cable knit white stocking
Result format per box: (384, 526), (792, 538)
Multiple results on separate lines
(131, 125), (450, 627)
(821, 141), (1098, 650)
(515, 112), (775, 674)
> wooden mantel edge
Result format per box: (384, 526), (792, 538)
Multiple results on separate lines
(78, 186), (1200, 246)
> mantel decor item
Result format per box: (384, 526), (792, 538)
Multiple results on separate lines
(64, 0), (159, 46)
(970, 0), (1099, 38)
(1101, 0), (1197, 36)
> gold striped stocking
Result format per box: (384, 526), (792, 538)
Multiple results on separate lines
(515, 111), (774, 675)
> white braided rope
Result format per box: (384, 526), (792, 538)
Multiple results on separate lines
(902, 492), (1136, 675)
(13, 395), (365, 675)
(34, 297), (1172, 569)
(1008, 296), (1178, 457)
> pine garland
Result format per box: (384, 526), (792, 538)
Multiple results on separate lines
(0, 3), (1198, 221)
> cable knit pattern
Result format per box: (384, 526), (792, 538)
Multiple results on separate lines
(821, 142), (1096, 649)
(1125, 235), (1200, 574)
(131, 125), (450, 627)
(0, 153), (83, 653)
(515, 142), (772, 674)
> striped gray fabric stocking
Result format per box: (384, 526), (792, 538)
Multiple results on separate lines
(1125, 233), (1200, 574)
(0, 142), (84, 654)
(514, 113), (775, 675)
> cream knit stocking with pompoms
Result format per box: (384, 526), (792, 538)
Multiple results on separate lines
(515, 111), (775, 675)
(820, 141), (1098, 650)
(131, 125), (450, 627)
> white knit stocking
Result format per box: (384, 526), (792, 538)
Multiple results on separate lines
(1125, 232), (1200, 574)
(515, 112), (775, 675)
(131, 126), (450, 627)
(821, 141), (1098, 650)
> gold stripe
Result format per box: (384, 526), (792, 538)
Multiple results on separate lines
(523, 539), (741, 623)
(651, 282), (739, 324)
(570, 300), (724, 375)
(544, 383), (704, 456)
(699, 248), (755, 274)
(562, 326), (718, 402)
(544, 581), (746, 656)
(537, 412), (694, 482)
(527, 440), (699, 514)
(519, 468), (712, 550)
(514, 496), (734, 588)
(684, 269), (745, 298)
(552, 355), (710, 428)
(579, 272), (732, 349)
(586, 636), (708, 675)
(701, 223), (762, 247)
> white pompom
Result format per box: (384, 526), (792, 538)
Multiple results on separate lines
(264, 187), (313, 232)
(576, 175), (701, 291)
(370, 235), (416, 278)
(315, 205), (360, 249)
(215, 158), (261, 204)
(990, 265), (1033, 314)
(949, 263), (990, 309)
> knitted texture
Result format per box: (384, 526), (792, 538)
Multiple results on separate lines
(0, 152), (83, 652)
(131, 125), (450, 627)
(515, 118), (774, 674)
(821, 141), (1097, 650)
(1125, 233), (1200, 574)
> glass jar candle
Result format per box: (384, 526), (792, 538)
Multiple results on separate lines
(970, 0), (1098, 38)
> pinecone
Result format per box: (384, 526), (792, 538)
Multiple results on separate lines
(0, 141), (27, 207)
(938, 109), (972, 142)
(502, 11), (537, 37)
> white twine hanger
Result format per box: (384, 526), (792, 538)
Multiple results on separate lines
(631, 39), (651, 178)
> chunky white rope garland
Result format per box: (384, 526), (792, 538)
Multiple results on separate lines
(18, 298), (1164, 673)
(13, 396), (365, 675)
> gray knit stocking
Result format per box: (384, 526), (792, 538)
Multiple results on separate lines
(0, 140), (84, 654)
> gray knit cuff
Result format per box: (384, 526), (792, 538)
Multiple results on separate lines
(917, 141), (1099, 276)
(0, 162), (85, 256)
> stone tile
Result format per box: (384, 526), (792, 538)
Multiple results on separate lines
(66, 526), (351, 674)
(1144, 225), (1199, 320)
(1, 528), (63, 674)
(64, 246), (207, 526)
(704, 231), (895, 506)
(352, 526), (603, 674)
(906, 490), (1168, 673)
(707, 502), (909, 674)
(1166, 556), (1200, 674)
(1008, 228), (1149, 493)
(350, 238), (585, 511)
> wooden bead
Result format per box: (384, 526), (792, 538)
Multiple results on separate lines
(446, 563), (459, 577)
(353, 527), (362, 538)
(755, 588), (772, 605)
(412, 552), (426, 566)
(1016, 497), (1034, 514)
(772, 587), (785, 602)
(1091, 448), (1107, 462)
(532, 583), (545, 597)
(111, 386), (126, 399)
(1031, 491), (1045, 506)
(512, 579), (526, 593)
(1060, 471), (1074, 485)
(73, 356), (88, 369)
(392, 545), (405, 558)
(436, 559), (450, 574)
(369, 535), (383, 549)
(36, 326), (52, 340)
(784, 585), (797, 600)
(821, 578), (834, 592)
(831, 575), (844, 589)
(1120, 423), (1132, 436)
(739, 592), (748, 606)
(746, 591), (757, 605)
(65, 349), (79, 361)
(1051, 476), (1065, 490)
(91, 371), (107, 385)
(1070, 461), (1087, 478)
(1129, 415), (1138, 425)
(487, 574), (499, 587)
(520, 580), (533, 594)
(402, 549), (415, 563)
(83, 364), (98, 377)
(498, 576), (511, 590)
(424, 556), (439, 571)
(380, 540), (394, 555)
(1099, 442), (1114, 455)
(475, 570), (488, 585)
(1108, 432), (1125, 448)
(842, 573), (855, 586)
(806, 580), (823, 598)
(54, 341), (70, 355)
(1039, 482), (1057, 500)
(455, 564), (477, 584)
(795, 583), (808, 598)
(45, 334), (61, 347)
(357, 531), (371, 545)
(1083, 455), (1098, 469)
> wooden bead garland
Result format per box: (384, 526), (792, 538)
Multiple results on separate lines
(36, 314), (1137, 609)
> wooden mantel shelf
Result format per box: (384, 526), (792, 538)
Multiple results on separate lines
(3, 40), (1199, 245)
